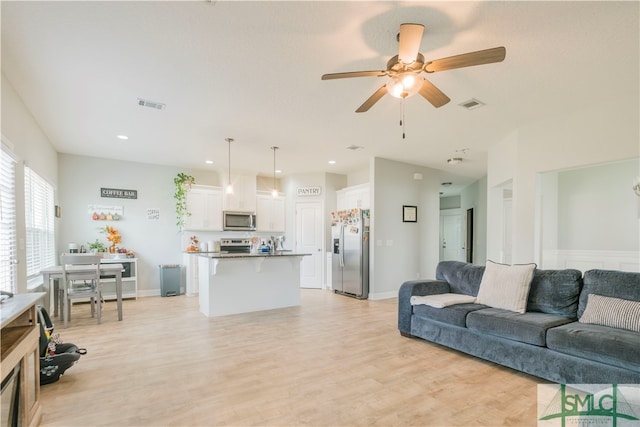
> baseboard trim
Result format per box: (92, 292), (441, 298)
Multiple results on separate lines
(368, 291), (397, 300)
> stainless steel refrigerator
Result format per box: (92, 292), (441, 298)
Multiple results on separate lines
(331, 209), (370, 299)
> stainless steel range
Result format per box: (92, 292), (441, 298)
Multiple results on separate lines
(219, 238), (251, 254)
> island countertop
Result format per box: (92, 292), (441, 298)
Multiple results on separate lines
(188, 251), (310, 258)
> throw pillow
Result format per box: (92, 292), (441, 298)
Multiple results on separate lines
(579, 293), (640, 333)
(410, 293), (477, 308)
(475, 260), (536, 313)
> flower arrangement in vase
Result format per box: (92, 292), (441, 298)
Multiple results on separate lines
(186, 235), (200, 252)
(102, 226), (122, 253)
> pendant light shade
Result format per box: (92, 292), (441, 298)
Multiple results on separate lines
(271, 146), (279, 197)
(225, 138), (234, 194)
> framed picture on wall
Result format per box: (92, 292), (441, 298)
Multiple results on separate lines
(403, 205), (417, 222)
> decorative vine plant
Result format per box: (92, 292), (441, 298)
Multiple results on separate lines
(174, 172), (195, 230)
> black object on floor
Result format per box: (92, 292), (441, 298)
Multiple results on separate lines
(37, 305), (86, 385)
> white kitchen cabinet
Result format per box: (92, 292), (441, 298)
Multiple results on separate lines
(256, 195), (286, 232)
(223, 175), (257, 212)
(185, 185), (223, 231)
(337, 183), (370, 210)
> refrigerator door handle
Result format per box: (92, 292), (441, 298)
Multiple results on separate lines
(339, 225), (345, 267)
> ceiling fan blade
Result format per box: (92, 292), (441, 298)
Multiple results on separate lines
(356, 85), (388, 113)
(398, 23), (425, 65)
(321, 70), (387, 80)
(419, 79), (450, 108)
(424, 46), (506, 73)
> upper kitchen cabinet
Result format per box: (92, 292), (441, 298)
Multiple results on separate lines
(223, 174), (257, 212)
(184, 185), (223, 231)
(256, 194), (286, 232)
(337, 183), (370, 210)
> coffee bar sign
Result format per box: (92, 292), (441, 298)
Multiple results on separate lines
(101, 188), (137, 199)
(296, 186), (322, 197)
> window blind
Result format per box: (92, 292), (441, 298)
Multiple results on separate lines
(0, 143), (17, 293)
(24, 165), (55, 278)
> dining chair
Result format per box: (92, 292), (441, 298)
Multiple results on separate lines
(59, 254), (103, 328)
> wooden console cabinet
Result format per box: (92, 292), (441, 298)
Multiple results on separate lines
(0, 293), (44, 426)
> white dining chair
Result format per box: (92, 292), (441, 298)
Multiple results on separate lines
(59, 254), (103, 328)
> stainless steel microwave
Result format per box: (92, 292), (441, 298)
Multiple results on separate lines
(223, 211), (256, 231)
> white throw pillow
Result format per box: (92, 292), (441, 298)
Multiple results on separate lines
(579, 294), (640, 333)
(475, 261), (536, 313)
(410, 293), (476, 308)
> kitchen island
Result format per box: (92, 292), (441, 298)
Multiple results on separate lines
(197, 252), (309, 317)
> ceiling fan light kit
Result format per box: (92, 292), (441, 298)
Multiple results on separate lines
(386, 73), (424, 98)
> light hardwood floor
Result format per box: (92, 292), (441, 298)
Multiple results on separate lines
(39, 290), (544, 426)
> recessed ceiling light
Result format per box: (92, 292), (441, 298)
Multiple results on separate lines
(275, 169), (282, 174)
(205, 160), (213, 165)
(328, 160), (336, 164)
(116, 135), (128, 140)
(346, 145), (363, 151)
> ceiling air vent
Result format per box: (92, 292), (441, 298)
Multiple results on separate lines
(459, 98), (485, 110)
(346, 145), (364, 151)
(137, 98), (166, 110)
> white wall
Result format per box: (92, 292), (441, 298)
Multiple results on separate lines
(440, 196), (460, 210)
(538, 159), (640, 271)
(370, 157), (440, 299)
(2, 72), (59, 292)
(346, 166), (369, 187)
(488, 97), (640, 264)
(557, 159), (638, 251)
(58, 154), (187, 295)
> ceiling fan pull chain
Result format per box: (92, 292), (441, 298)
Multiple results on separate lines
(401, 97), (406, 139)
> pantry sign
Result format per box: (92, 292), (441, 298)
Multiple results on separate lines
(101, 187), (138, 199)
(297, 186), (322, 197)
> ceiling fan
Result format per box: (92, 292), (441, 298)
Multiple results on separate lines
(321, 23), (506, 113)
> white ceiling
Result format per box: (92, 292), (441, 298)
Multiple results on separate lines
(2, 1), (638, 193)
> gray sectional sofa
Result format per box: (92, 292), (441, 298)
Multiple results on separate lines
(398, 261), (640, 384)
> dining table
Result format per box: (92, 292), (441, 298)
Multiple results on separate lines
(41, 262), (124, 322)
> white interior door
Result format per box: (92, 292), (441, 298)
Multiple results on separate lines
(440, 212), (465, 262)
(296, 202), (323, 288)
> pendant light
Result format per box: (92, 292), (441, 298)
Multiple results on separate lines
(225, 137), (234, 194)
(271, 146), (279, 197)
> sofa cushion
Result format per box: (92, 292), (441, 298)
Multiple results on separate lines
(547, 322), (640, 373)
(579, 294), (640, 333)
(435, 261), (485, 296)
(578, 269), (640, 318)
(466, 308), (575, 346)
(527, 268), (582, 317)
(412, 303), (488, 328)
(475, 261), (536, 313)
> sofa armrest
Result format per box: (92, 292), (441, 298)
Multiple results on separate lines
(398, 280), (451, 335)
